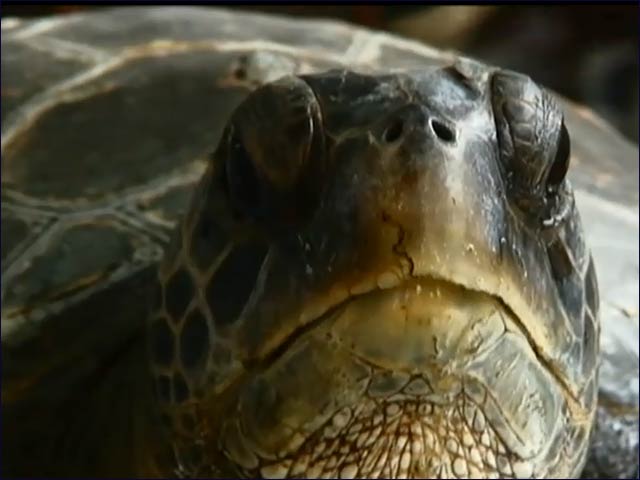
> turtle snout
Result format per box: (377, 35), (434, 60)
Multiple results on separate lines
(381, 104), (457, 148)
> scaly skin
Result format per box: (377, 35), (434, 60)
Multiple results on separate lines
(148, 60), (599, 478)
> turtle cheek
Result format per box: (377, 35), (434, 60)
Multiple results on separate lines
(218, 319), (372, 471)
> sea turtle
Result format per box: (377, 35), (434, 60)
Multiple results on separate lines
(2, 7), (638, 479)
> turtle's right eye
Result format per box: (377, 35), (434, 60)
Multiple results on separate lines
(490, 70), (571, 223)
(546, 120), (571, 192)
(224, 131), (263, 219)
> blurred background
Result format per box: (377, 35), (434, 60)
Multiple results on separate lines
(4, 4), (638, 142)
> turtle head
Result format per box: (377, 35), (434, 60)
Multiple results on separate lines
(148, 62), (598, 478)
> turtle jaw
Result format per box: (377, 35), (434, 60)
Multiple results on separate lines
(215, 276), (565, 478)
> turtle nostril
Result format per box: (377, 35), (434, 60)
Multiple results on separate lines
(430, 119), (456, 143)
(383, 119), (405, 144)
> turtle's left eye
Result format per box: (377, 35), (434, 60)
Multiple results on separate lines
(546, 120), (571, 191)
(221, 75), (326, 232)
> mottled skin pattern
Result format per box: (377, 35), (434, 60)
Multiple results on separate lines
(149, 61), (599, 478)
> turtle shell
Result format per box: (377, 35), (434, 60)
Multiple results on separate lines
(2, 6), (637, 478)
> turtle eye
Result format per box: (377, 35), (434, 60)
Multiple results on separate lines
(225, 131), (263, 218)
(546, 121), (571, 191)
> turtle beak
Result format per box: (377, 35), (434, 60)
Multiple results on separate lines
(326, 276), (506, 374)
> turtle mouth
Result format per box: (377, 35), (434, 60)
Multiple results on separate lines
(258, 272), (504, 372)
(256, 268), (579, 416)
(220, 276), (556, 478)
(295, 274), (510, 373)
